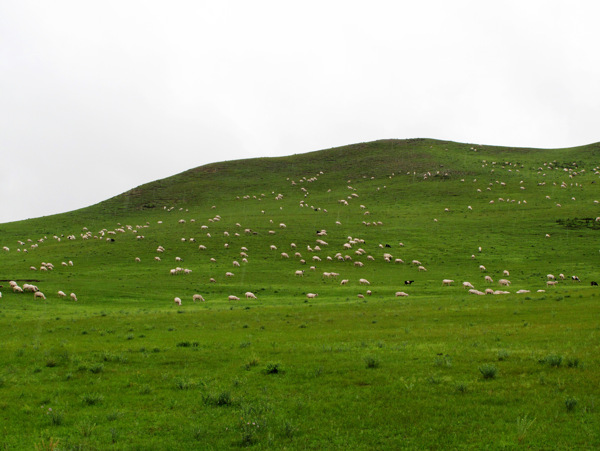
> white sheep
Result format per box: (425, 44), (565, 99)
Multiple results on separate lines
(70, 293), (78, 301)
(340, 279), (349, 285)
(479, 265), (486, 272)
(484, 275), (493, 283)
(306, 293), (318, 299)
(245, 292), (257, 299)
(395, 291), (409, 297)
(418, 266), (427, 272)
(359, 278), (370, 285)
(192, 294), (205, 302)
(547, 274), (555, 280)
(34, 291), (46, 300)
(57, 291), (66, 298)
(503, 270), (510, 276)
(442, 279), (454, 286)
(498, 279), (511, 286)
(295, 270), (305, 276)
(547, 280), (558, 286)
(228, 295), (240, 301)
(463, 282), (474, 289)
(174, 297), (182, 305)
(225, 272), (235, 277)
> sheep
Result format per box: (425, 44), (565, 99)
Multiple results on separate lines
(228, 295), (240, 301)
(245, 292), (257, 299)
(57, 291), (66, 298)
(366, 290), (372, 296)
(306, 293), (318, 299)
(34, 291), (46, 300)
(571, 275), (581, 282)
(418, 266), (427, 272)
(395, 291), (409, 297)
(70, 293), (78, 301)
(479, 265), (486, 272)
(442, 279), (454, 286)
(516, 290), (530, 294)
(225, 272), (235, 277)
(281, 252), (289, 259)
(233, 261), (240, 267)
(359, 278), (370, 285)
(547, 274), (555, 280)
(591, 281), (598, 286)
(546, 281), (558, 286)
(354, 261), (364, 267)
(498, 279), (511, 286)
(463, 282), (474, 289)
(174, 297), (182, 305)
(503, 270), (510, 276)
(192, 294), (205, 302)
(468, 289), (485, 295)
(484, 275), (493, 283)
(559, 273), (565, 280)
(404, 280), (414, 285)
(340, 279), (349, 285)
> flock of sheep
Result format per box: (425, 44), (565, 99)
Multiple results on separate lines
(1, 154), (598, 306)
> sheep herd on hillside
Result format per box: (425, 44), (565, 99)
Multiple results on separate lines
(1, 157), (598, 306)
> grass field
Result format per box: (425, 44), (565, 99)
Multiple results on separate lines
(0, 138), (599, 449)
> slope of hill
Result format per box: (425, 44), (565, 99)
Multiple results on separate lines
(0, 138), (599, 449)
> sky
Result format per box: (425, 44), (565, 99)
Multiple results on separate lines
(1, 1), (599, 224)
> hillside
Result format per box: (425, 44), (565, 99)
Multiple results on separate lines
(0, 138), (599, 449)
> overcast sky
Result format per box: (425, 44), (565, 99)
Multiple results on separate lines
(1, 1), (599, 224)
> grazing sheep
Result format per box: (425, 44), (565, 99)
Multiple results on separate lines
(418, 266), (427, 272)
(395, 291), (409, 297)
(498, 279), (511, 286)
(306, 293), (318, 299)
(479, 265), (486, 272)
(547, 274), (555, 280)
(70, 293), (78, 301)
(281, 252), (289, 259)
(225, 272), (234, 277)
(245, 292), (257, 299)
(463, 281), (474, 289)
(357, 294), (365, 299)
(228, 295), (240, 301)
(484, 275), (493, 283)
(233, 261), (240, 267)
(503, 270), (510, 276)
(34, 291), (46, 300)
(57, 291), (66, 298)
(468, 289), (485, 295)
(340, 279), (349, 285)
(366, 290), (372, 296)
(442, 279), (454, 286)
(359, 278), (370, 285)
(547, 280), (558, 286)
(192, 294), (205, 302)
(174, 297), (182, 305)
(571, 275), (581, 282)
(559, 273), (565, 280)
(516, 290), (530, 294)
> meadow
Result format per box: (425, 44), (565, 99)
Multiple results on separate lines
(0, 139), (599, 449)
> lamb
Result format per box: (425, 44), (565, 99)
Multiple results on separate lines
(192, 294), (205, 302)
(442, 279), (454, 286)
(174, 297), (182, 305)
(34, 291), (46, 300)
(245, 292), (257, 299)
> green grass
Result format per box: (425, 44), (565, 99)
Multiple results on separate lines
(0, 138), (599, 449)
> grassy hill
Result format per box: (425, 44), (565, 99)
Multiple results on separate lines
(0, 138), (599, 449)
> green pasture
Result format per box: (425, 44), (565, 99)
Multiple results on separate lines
(0, 138), (599, 449)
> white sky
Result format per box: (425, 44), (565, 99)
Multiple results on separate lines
(1, 0), (599, 223)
